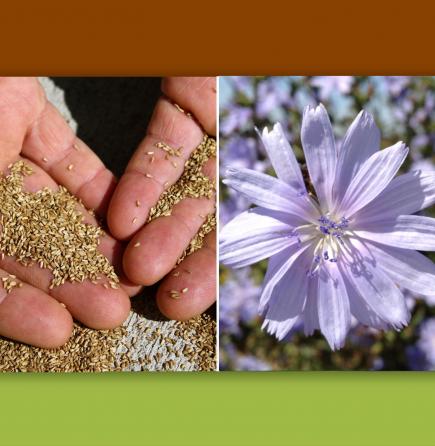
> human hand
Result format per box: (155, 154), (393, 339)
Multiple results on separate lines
(107, 77), (216, 320)
(0, 77), (139, 348)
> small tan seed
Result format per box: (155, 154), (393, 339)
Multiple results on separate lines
(67, 164), (74, 171)
(133, 242), (141, 248)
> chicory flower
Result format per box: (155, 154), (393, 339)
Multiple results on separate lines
(220, 104), (435, 350)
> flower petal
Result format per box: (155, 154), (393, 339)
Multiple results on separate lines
(303, 275), (319, 335)
(219, 208), (301, 268)
(259, 243), (311, 315)
(317, 264), (351, 350)
(340, 238), (409, 329)
(261, 247), (312, 341)
(354, 171), (435, 225)
(262, 317), (300, 341)
(223, 167), (319, 222)
(355, 215), (435, 251)
(341, 270), (389, 329)
(362, 240), (435, 298)
(259, 123), (306, 193)
(301, 104), (337, 212)
(333, 110), (380, 205)
(337, 142), (408, 218)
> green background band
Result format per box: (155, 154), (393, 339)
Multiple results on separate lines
(0, 372), (433, 446)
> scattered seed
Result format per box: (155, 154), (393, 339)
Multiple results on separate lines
(133, 242), (141, 248)
(173, 271), (180, 277)
(149, 156), (155, 164)
(146, 151), (154, 155)
(42, 157), (48, 163)
(145, 173), (153, 179)
(169, 290), (180, 299)
(67, 164), (74, 171)
(181, 288), (188, 294)
(73, 143), (80, 150)
(132, 217), (138, 224)
(171, 161), (178, 168)
(135, 200), (141, 207)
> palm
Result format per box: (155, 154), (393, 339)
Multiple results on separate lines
(0, 78), (137, 348)
(107, 77), (216, 320)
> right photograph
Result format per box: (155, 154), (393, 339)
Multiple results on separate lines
(219, 76), (435, 371)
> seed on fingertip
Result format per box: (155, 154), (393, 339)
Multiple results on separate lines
(145, 173), (153, 179)
(42, 157), (48, 163)
(67, 164), (74, 171)
(132, 217), (138, 224)
(181, 288), (188, 294)
(135, 200), (141, 207)
(133, 242), (141, 248)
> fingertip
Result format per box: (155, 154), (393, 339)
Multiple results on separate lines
(156, 244), (216, 321)
(123, 240), (163, 286)
(43, 307), (74, 349)
(0, 287), (74, 349)
(54, 282), (131, 330)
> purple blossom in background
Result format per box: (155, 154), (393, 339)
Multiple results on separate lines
(234, 355), (272, 371)
(220, 105), (253, 136)
(221, 137), (262, 171)
(256, 78), (292, 119)
(220, 192), (252, 226)
(384, 76), (410, 97)
(219, 268), (261, 336)
(408, 318), (435, 370)
(311, 76), (353, 101)
(220, 104), (435, 350)
(411, 158), (435, 173)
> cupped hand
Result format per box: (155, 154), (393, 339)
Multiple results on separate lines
(0, 78), (140, 348)
(107, 77), (216, 320)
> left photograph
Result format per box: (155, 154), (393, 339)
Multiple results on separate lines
(0, 77), (217, 372)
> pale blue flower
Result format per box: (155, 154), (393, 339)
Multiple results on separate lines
(311, 76), (353, 101)
(407, 318), (435, 370)
(220, 104), (435, 350)
(219, 268), (260, 336)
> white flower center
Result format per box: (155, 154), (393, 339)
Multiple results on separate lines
(307, 215), (350, 277)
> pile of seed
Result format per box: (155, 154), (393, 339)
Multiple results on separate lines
(0, 136), (216, 372)
(148, 135), (216, 261)
(148, 135), (216, 220)
(0, 324), (125, 372)
(0, 161), (119, 289)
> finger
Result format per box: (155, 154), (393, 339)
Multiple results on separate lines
(0, 158), (133, 329)
(156, 231), (216, 320)
(161, 77), (216, 136)
(0, 77), (45, 165)
(0, 270), (73, 348)
(22, 97), (117, 216)
(107, 97), (204, 240)
(122, 157), (215, 285)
